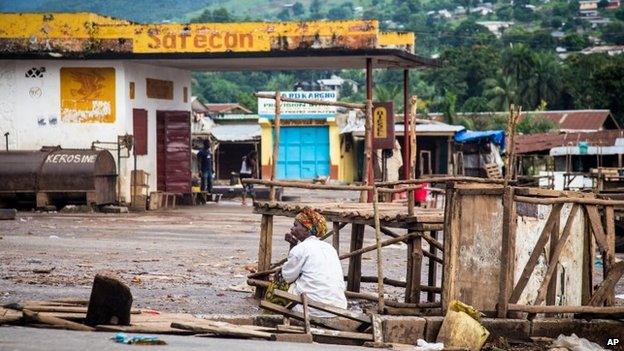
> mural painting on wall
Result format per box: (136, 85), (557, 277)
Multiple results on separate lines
(60, 67), (115, 123)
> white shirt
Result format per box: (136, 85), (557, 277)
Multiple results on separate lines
(281, 236), (347, 317)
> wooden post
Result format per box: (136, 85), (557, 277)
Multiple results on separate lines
(427, 231), (438, 302)
(269, 91), (281, 201)
(301, 293), (311, 334)
(372, 186), (386, 313)
(546, 202), (561, 312)
(363, 57), (374, 203)
(347, 224), (365, 292)
(256, 214), (274, 298)
(407, 96), (418, 215)
(403, 69), (410, 181)
(332, 222), (341, 253)
(582, 209), (593, 305)
(605, 205), (616, 305)
(498, 186), (515, 318)
(405, 229), (423, 303)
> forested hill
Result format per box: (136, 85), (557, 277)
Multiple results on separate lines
(0, 0), (215, 23)
(2, 0), (624, 128)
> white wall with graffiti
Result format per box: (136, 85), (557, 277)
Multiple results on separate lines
(0, 59), (191, 202)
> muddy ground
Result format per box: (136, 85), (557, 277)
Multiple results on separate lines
(0, 189), (415, 315)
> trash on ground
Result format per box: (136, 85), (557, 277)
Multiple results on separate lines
(113, 332), (167, 345)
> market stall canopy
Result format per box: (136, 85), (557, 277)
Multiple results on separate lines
(0, 13), (437, 70)
(454, 130), (506, 150)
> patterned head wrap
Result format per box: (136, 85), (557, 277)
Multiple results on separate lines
(295, 208), (327, 237)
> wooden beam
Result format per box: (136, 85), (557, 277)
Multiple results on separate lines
(515, 196), (624, 206)
(22, 309), (95, 331)
(406, 232), (423, 303)
(347, 224), (365, 292)
(377, 176), (510, 187)
(533, 204), (581, 306)
(254, 93), (366, 110)
(508, 304), (624, 315)
(589, 261), (624, 306)
(419, 232), (443, 251)
(332, 222), (341, 253)
(241, 179), (371, 191)
(372, 187), (386, 313)
(427, 231), (439, 302)
(604, 205), (616, 305)
(339, 233), (414, 260)
(498, 187), (516, 318)
(171, 322), (274, 340)
(255, 214), (273, 298)
(586, 205), (609, 256)
(272, 290), (371, 324)
(269, 91), (281, 201)
(259, 300), (358, 332)
(509, 203), (564, 304)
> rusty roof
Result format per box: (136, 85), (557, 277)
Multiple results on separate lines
(204, 103), (252, 115)
(517, 109), (619, 132)
(514, 130), (624, 154)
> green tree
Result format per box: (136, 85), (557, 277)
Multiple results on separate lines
(516, 114), (557, 134)
(293, 2), (305, 16)
(484, 75), (517, 111)
(529, 52), (561, 108)
(277, 8), (291, 21)
(191, 9), (212, 23)
(461, 96), (490, 112)
(267, 73), (296, 91)
(562, 33), (588, 51)
(601, 21), (624, 45)
(211, 8), (231, 22)
(310, 0), (322, 18)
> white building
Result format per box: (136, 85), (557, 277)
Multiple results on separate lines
(0, 60), (191, 202)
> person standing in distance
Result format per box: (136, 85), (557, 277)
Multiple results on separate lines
(197, 139), (213, 193)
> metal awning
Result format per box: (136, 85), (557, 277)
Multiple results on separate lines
(210, 124), (260, 142)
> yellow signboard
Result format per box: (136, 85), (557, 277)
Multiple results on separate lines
(374, 106), (388, 139)
(60, 67), (116, 123)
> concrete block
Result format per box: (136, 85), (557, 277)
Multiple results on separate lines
(482, 318), (530, 341)
(0, 208), (17, 220)
(531, 318), (624, 349)
(423, 316), (444, 342)
(380, 316), (426, 345)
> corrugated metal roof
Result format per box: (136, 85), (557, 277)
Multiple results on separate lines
(514, 130), (624, 154)
(210, 124), (260, 142)
(205, 103), (252, 114)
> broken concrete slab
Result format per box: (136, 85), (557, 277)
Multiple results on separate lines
(380, 316), (426, 345)
(423, 316), (444, 342)
(85, 274), (133, 327)
(100, 205), (129, 214)
(0, 209), (17, 220)
(482, 318), (530, 342)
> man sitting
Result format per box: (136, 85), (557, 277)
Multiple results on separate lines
(281, 209), (347, 316)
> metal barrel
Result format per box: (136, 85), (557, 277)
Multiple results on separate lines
(0, 147), (117, 207)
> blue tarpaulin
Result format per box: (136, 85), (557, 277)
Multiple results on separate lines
(454, 130), (506, 150)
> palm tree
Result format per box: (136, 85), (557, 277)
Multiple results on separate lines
(483, 74), (517, 111)
(529, 52), (561, 108)
(502, 43), (534, 92)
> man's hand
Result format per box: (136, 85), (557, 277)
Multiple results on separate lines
(284, 233), (298, 245)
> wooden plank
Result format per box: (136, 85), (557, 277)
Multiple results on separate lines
(515, 196), (624, 206)
(96, 324), (195, 335)
(509, 203), (564, 304)
(256, 214), (273, 298)
(339, 233), (413, 261)
(172, 321), (274, 340)
(243, 179), (371, 191)
(277, 325), (373, 341)
(22, 309), (94, 331)
(498, 187), (515, 318)
(332, 222), (341, 253)
(347, 224), (365, 292)
(259, 300), (358, 332)
(546, 204), (560, 315)
(604, 205), (616, 306)
(272, 290), (371, 324)
(372, 186), (386, 313)
(589, 261), (624, 306)
(533, 204), (581, 306)
(427, 230), (439, 302)
(371, 314), (383, 345)
(456, 188), (504, 196)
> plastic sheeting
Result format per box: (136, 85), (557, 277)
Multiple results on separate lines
(454, 130), (506, 150)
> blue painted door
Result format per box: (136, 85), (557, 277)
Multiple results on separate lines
(277, 126), (330, 180)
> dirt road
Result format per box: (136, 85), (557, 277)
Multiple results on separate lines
(0, 192), (411, 315)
